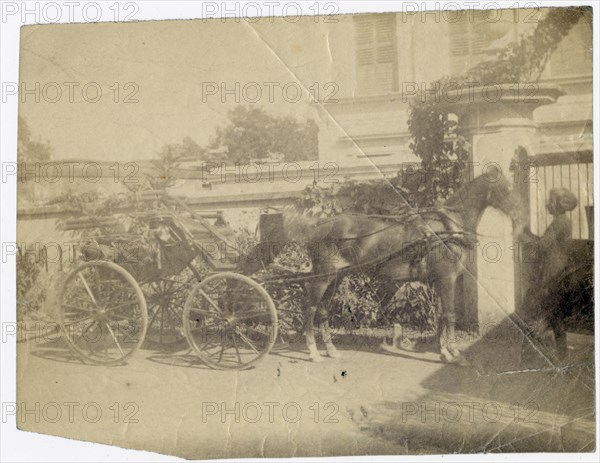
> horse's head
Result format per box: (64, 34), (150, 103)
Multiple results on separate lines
(481, 171), (529, 237)
(445, 167), (529, 236)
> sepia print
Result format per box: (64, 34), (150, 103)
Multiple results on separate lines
(13, 3), (595, 459)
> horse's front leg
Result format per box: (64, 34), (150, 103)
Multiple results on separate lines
(318, 304), (341, 359)
(305, 305), (323, 362)
(304, 275), (336, 363)
(435, 275), (461, 363)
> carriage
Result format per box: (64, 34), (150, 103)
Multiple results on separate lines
(58, 173), (557, 368)
(56, 185), (480, 369)
(58, 191), (279, 370)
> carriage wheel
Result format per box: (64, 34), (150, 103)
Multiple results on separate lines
(183, 272), (278, 370)
(59, 261), (148, 366)
(142, 265), (203, 346)
(142, 278), (189, 345)
(274, 305), (305, 344)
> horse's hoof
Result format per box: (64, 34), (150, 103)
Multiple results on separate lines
(327, 349), (342, 359)
(452, 355), (470, 367)
(441, 352), (469, 366)
(448, 347), (461, 358)
(440, 347), (453, 363)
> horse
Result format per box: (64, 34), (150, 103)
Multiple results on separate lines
(273, 172), (529, 364)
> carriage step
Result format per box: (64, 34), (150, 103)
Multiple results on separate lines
(209, 262), (239, 270)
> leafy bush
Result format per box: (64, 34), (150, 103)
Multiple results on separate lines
(16, 248), (68, 321)
(211, 106), (319, 163)
(295, 182), (342, 217)
(386, 281), (439, 332)
(331, 273), (382, 330)
(16, 251), (45, 319)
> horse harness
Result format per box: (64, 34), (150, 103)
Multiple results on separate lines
(257, 207), (475, 284)
(318, 206), (469, 243)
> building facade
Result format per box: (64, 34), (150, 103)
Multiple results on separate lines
(316, 8), (593, 239)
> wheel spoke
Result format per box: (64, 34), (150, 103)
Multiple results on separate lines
(200, 339), (221, 352)
(65, 295), (99, 306)
(159, 305), (165, 343)
(82, 320), (100, 339)
(234, 309), (269, 321)
(60, 262), (148, 365)
(78, 272), (97, 305)
(107, 313), (138, 323)
(217, 343), (226, 362)
(165, 305), (183, 321)
(245, 325), (273, 339)
(188, 324), (206, 333)
(104, 322), (125, 356)
(235, 327), (260, 355)
(183, 273), (276, 369)
(62, 304), (95, 314)
(62, 314), (94, 326)
(197, 289), (223, 314)
(148, 305), (161, 328)
(105, 300), (138, 312)
(163, 278), (178, 293)
(233, 336), (242, 364)
(188, 306), (222, 318)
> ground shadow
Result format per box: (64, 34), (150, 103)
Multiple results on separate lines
(351, 316), (595, 453)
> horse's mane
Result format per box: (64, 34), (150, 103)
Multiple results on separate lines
(281, 171), (512, 245)
(281, 208), (322, 243)
(443, 172), (510, 209)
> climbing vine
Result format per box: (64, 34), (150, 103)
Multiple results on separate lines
(407, 6), (590, 207)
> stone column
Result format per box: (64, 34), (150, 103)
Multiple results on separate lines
(442, 84), (563, 328)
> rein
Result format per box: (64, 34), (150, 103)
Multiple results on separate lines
(335, 221), (403, 242)
(256, 229), (474, 285)
(329, 207), (466, 242)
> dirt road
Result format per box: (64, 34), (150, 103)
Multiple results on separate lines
(16, 326), (595, 459)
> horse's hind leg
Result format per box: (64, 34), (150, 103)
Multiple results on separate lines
(318, 304), (341, 359)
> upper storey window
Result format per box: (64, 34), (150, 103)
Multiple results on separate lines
(354, 14), (398, 95)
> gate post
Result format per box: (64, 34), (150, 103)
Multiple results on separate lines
(442, 84), (564, 329)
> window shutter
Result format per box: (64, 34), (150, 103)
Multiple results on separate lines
(354, 14), (398, 94)
(448, 10), (509, 72)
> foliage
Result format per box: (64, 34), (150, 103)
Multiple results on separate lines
(211, 106), (319, 163)
(48, 153), (195, 281)
(298, 177), (434, 216)
(18, 116), (52, 163)
(385, 281), (439, 332)
(331, 273), (382, 330)
(295, 182), (343, 217)
(146, 145), (185, 190)
(266, 280), (306, 339)
(407, 110), (470, 207)
(46, 190), (138, 217)
(337, 179), (417, 213)
(464, 7), (590, 84)
(164, 136), (206, 159)
(407, 7), (590, 207)
(16, 250), (45, 319)
(271, 242), (312, 273)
